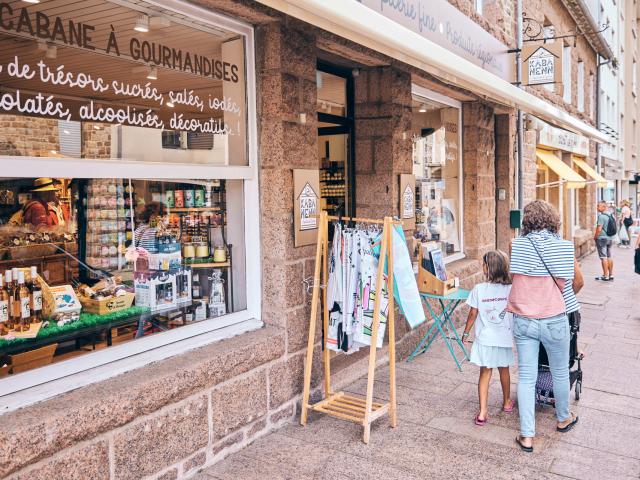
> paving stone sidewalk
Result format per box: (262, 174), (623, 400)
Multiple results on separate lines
(198, 244), (640, 480)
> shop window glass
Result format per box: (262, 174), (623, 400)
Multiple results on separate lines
(0, 177), (246, 373)
(411, 94), (462, 261)
(0, 0), (256, 385)
(0, 0), (249, 166)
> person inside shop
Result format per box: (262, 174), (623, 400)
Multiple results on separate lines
(14, 178), (70, 230)
(134, 201), (167, 251)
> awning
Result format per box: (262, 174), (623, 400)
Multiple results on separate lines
(572, 157), (608, 187)
(256, 0), (608, 143)
(536, 150), (586, 189)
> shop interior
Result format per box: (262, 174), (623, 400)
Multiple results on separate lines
(317, 66), (354, 218)
(411, 94), (462, 261)
(0, 176), (245, 375)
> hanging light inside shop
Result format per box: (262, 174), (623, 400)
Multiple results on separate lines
(134, 14), (150, 33)
(146, 66), (158, 80)
(418, 104), (427, 113)
(22, 0), (41, 3)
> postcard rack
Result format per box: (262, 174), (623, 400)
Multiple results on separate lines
(300, 211), (399, 444)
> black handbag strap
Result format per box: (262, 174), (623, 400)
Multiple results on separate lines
(527, 236), (563, 293)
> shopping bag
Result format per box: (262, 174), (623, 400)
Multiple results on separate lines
(635, 248), (640, 274)
(619, 224), (629, 243)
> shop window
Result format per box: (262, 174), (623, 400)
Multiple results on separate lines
(0, 0), (258, 401)
(411, 89), (463, 263)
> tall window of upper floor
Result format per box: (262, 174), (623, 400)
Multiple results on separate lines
(578, 61), (585, 112)
(543, 23), (556, 92)
(563, 45), (572, 103)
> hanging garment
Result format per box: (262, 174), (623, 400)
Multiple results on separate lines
(353, 231), (389, 349)
(326, 224), (343, 352)
(390, 226), (426, 329)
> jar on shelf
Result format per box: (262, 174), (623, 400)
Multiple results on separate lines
(182, 242), (195, 259)
(195, 241), (209, 258)
(213, 245), (227, 263)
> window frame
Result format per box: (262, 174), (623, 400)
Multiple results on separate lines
(577, 60), (585, 112)
(411, 84), (465, 265)
(0, 0), (262, 408)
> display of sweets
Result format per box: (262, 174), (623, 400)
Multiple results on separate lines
(85, 180), (134, 273)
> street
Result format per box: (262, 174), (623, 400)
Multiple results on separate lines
(198, 244), (640, 480)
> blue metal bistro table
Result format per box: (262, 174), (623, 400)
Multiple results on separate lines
(407, 289), (470, 371)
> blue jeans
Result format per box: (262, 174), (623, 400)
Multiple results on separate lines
(513, 313), (571, 438)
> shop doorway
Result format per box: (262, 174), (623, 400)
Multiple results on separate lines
(317, 63), (355, 218)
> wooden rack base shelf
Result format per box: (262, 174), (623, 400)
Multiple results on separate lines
(300, 212), (398, 444)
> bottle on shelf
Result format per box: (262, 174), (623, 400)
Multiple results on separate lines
(0, 273), (9, 334)
(13, 271), (30, 332)
(29, 266), (43, 324)
(4, 271), (14, 330)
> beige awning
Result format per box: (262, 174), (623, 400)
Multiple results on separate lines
(536, 150), (586, 189)
(572, 157), (608, 187)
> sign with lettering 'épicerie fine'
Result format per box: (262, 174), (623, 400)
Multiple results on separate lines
(354, 0), (514, 82)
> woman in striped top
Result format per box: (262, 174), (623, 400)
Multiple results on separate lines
(134, 202), (166, 253)
(508, 200), (579, 453)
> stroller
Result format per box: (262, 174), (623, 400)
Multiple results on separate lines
(535, 312), (584, 406)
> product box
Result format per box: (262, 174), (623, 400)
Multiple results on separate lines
(158, 242), (181, 254)
(49, 285), (82, 315)
(147, 251), (182, 271)
(208, 301), (226, 318)
(175, 266), (193, 304)
(134, 271), (178, 311)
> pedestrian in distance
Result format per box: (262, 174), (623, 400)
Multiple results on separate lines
(462, 250), (515, 427)
(620, 200), (633, 248)
(594, 200), (616, 281)
(508, 200), (578, 453)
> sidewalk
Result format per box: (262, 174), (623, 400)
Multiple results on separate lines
(198, 244), (640, 480)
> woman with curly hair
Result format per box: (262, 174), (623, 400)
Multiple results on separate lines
(508, 200), (579, 452)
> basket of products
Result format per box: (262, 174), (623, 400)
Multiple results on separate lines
(78, 277), (135, 315)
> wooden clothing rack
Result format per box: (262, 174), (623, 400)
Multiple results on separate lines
(300, 211), (400, 444)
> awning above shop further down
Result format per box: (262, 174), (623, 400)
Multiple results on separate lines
(256, 0), (609, 144)
(572, 157), (608, 187)
(536, 150), (586, 189)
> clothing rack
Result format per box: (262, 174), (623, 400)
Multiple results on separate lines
(300, 211), (398, 444)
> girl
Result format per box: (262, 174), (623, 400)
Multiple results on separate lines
(462, 250), (515, 426)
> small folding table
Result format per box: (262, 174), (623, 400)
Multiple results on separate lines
(407, 289), (470, 371)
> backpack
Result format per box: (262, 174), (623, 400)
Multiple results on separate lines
(604, 213), (617, 237)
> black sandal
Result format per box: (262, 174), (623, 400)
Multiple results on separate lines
(557, 414), (579, 433)
(515, 436), (533, 453)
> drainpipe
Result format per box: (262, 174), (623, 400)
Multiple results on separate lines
(516, 0), (524, 210)
(596, 55), (602, 202)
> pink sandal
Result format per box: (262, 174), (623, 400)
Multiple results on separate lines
(502, 400), (515, 413)
(474, 413), (488, 426)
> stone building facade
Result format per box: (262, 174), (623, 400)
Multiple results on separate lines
(0, 1), (609, 479)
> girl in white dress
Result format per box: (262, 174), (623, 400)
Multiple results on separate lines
(462, 250), (515, 426)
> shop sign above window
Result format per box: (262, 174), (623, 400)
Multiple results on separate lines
(535, 117), (589, 156)
(354, 0), (514, 81)
(0, 0), (248, 166)
(522, 43), (563, 86)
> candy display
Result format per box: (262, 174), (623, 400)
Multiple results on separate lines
(84, 179), (133, 273)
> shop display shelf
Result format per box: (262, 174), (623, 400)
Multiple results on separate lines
(168, 207), (223, 213)
(184, 261), (231, 268)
